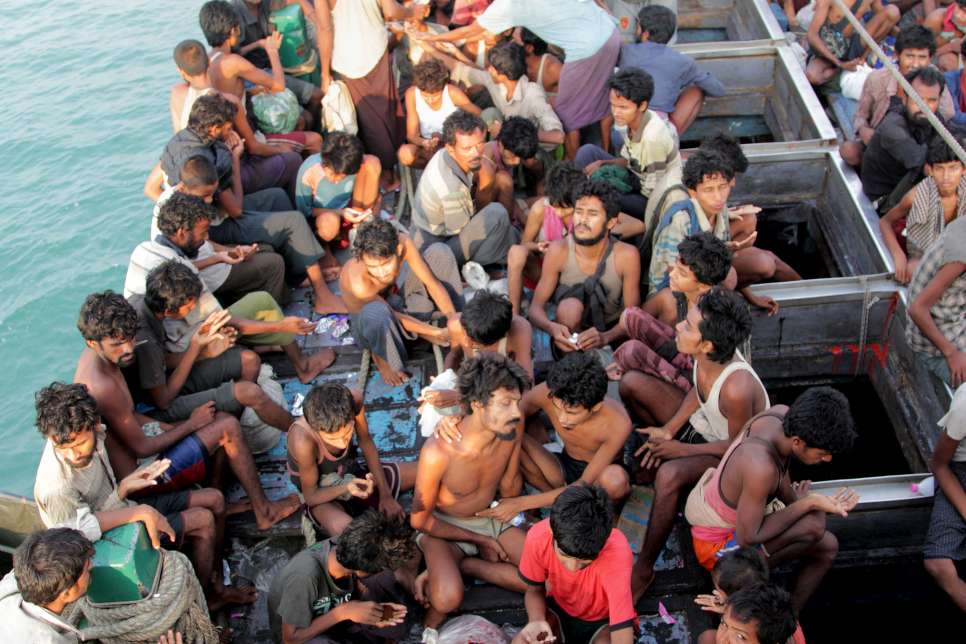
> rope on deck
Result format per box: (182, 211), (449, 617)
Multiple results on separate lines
(70, 549), (218, 643)
(830, 0), (966, 164)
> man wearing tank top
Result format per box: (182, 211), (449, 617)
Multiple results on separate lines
(627, 289), (768, 600)
(528, 179), (640, 355)
(683, 387), (859, 614)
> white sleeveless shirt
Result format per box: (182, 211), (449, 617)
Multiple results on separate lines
(689, 350), (770, 442)
(414, 86), (458, 139)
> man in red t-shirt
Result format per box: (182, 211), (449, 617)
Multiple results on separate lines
(515, 485), (636, 644)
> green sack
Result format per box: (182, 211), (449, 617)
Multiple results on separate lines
(591, 164), (635, 194)
(251, 88), (300, 134)
(270, 3), (318, 79)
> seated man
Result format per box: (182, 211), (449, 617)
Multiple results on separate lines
(575, 68), (682, 225)
(0, 528), (92, 642)
(507, 161), (586, 316)
(860, 66), (946, 211)
(411, 354), (531, 635)
(287, 382), (417, 537)
(529, 179), (641, 355)
(945, 40), (966, 128)
(73, 291), (299, 529)
(151, 155), (288, 306)
(514, 485), (636, 644)
(482, 117), (545, 221)
(293, 132), (381, 250)
(504, 352), (631, 515)
(923, 383), (966, 612)
(125, 193), (337, 383)
(609, 233), (733, 407)
(804, 0), (899, 88)
(879, 137), (966, 284)
(624, 289), (769, 599)
(618, 5), (726, 134)
(907, 216), (966, 386)
(444, 290), (533, 377)
(399, 58), (481, 170)
(439, 40), (565, 148)
(32, 383), (252, 609)
(411, 110), (518, 269)
(840, 25), (953, 167)
(268, 511), (419, 644)
(715, 584), (798, 644)
(685, 387), (858, 611)
(924, 0), (966, 72)
(130, 261), (294, 435)
(520, 28), (562, 97)
(340, 218), (458, 386)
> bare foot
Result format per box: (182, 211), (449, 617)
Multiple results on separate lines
(254, 494), (301, 530)
(313, 289), (348, 315)
(226, 499), (253, 516)
(207, 585), (257, 612)
(294, 347), (336, 384)
(631, 565), (655, 604)
(373, 354), (410, 386)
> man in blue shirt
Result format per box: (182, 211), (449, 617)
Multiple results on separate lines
(944, 39), (966, 129)
(617, 5), (725, 134)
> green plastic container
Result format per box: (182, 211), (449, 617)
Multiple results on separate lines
(270, 4), (320, 85)
(87, 523), (161, 605)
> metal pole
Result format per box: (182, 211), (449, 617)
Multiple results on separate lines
(828, 0), (966, 164)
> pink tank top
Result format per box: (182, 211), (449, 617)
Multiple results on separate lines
(541, 202), (572, 242)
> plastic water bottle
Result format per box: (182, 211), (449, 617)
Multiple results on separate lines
(911, 476), (935, 496)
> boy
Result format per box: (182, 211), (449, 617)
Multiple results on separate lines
(268, 511), (419, 643)
(483, 117), (545, 221)
(444, 290), (533, 376)
(287, 382), (417, 537)
(715, 584), (798, 644)
(618, 5), (725, 134)
(805, 0), (899, 88)
(514, 485), (636, 644)
(923, 383), (966, 611)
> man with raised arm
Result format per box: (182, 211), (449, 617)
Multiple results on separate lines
(410, 354), (531, 641)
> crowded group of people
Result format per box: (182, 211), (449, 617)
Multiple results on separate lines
(5, 0), (966, 643)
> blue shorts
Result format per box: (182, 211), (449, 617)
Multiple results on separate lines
(153, 434), (209, 495)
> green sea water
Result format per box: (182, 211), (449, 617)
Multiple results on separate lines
(0, 1), (206, 495)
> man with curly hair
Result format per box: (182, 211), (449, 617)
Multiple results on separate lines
(340, 218), (459, 386)
(411, 353), (532, 638)
(474, 352), (630, 525)
(268, 510), (422, 644)
(72, 291), (299, 532)
(684, 386), (860, 612)
(529, 178), (641, 356)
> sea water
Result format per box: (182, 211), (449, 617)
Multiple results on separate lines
(0, 1), (205, 495)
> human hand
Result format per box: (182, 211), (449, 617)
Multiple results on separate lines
(808, 487), (859, 516)
(280, 316), (316, 335)
(526, 241), (551, 254)
(413, 570), (430, 607)
(549, 323), (577, 353)
(119, 459), (171, 500)
(893, 254), (912, 284)
(645, 437), (686, 464)
(188, 401), (217, 429)
(605, 362), (624, 381)
(158, 631), (183, 644)
(584, 160), (605, 176)
(192, 310), (233, 349)
(477, 536), (510, 563)
(518, 621), (556, 643)
(728, 204), (761, 220)
(576, 327), (604, 351)
(475, 496), (528, 523)
(199, 330), (236, 359)
(636, 426), (672, 442)
(263, 31), (283, 54)
(214, 250), (244, 266)
(727, 231), (757, 252)
(839, 57), (863, 72)
(226, 131), (245, 160)
(420, 388), (461, 410)
(346, 473), (375, 499)
(137, 505), (176, 549)
(948, 350), (966, 387)
(339, 600), (406, 626)
(379, 494), (405, 519)
(791, 480), (812, 500)
(343, 207), (373, 225)
(694, 589), (727, 614)
(432, 414), (464, 444)
(234, 243), (259, 261)
(744, 292), (779, 316)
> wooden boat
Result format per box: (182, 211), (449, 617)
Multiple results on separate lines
(620, 0), (784, 43)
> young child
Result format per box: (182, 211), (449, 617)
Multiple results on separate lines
(287, 383), (417, 537)
(482, 116), (543, 219)
(514, 485), (636, 644)
(398, 58), (480, 170)
(520, 28), (562, 98)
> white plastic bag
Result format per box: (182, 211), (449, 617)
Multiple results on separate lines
(239, 364), (284, 454)
(321, 80), (358, 135)
(418, 369), (460, 437)
(437, 615), (511, 644)
(841, 64), (874, 101)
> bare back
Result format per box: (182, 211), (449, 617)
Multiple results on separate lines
(74, 348), (140, 475)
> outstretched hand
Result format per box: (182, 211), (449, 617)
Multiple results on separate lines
(119, 459), (171, 499)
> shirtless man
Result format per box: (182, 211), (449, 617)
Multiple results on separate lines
(73, 291), (298, 530)
(340, 218), (457, 386)
(444, 290), (533, 377)
(411, 354), (531, 637)
(685, 387), (859, 611)
(481, 351), (631, 521)
(624, 289), (769, 600)
(528, 178), (641, 355)
(805, 0), (899, 87)
(201, 0), (285, 101)
(287, 382), (417, 537)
